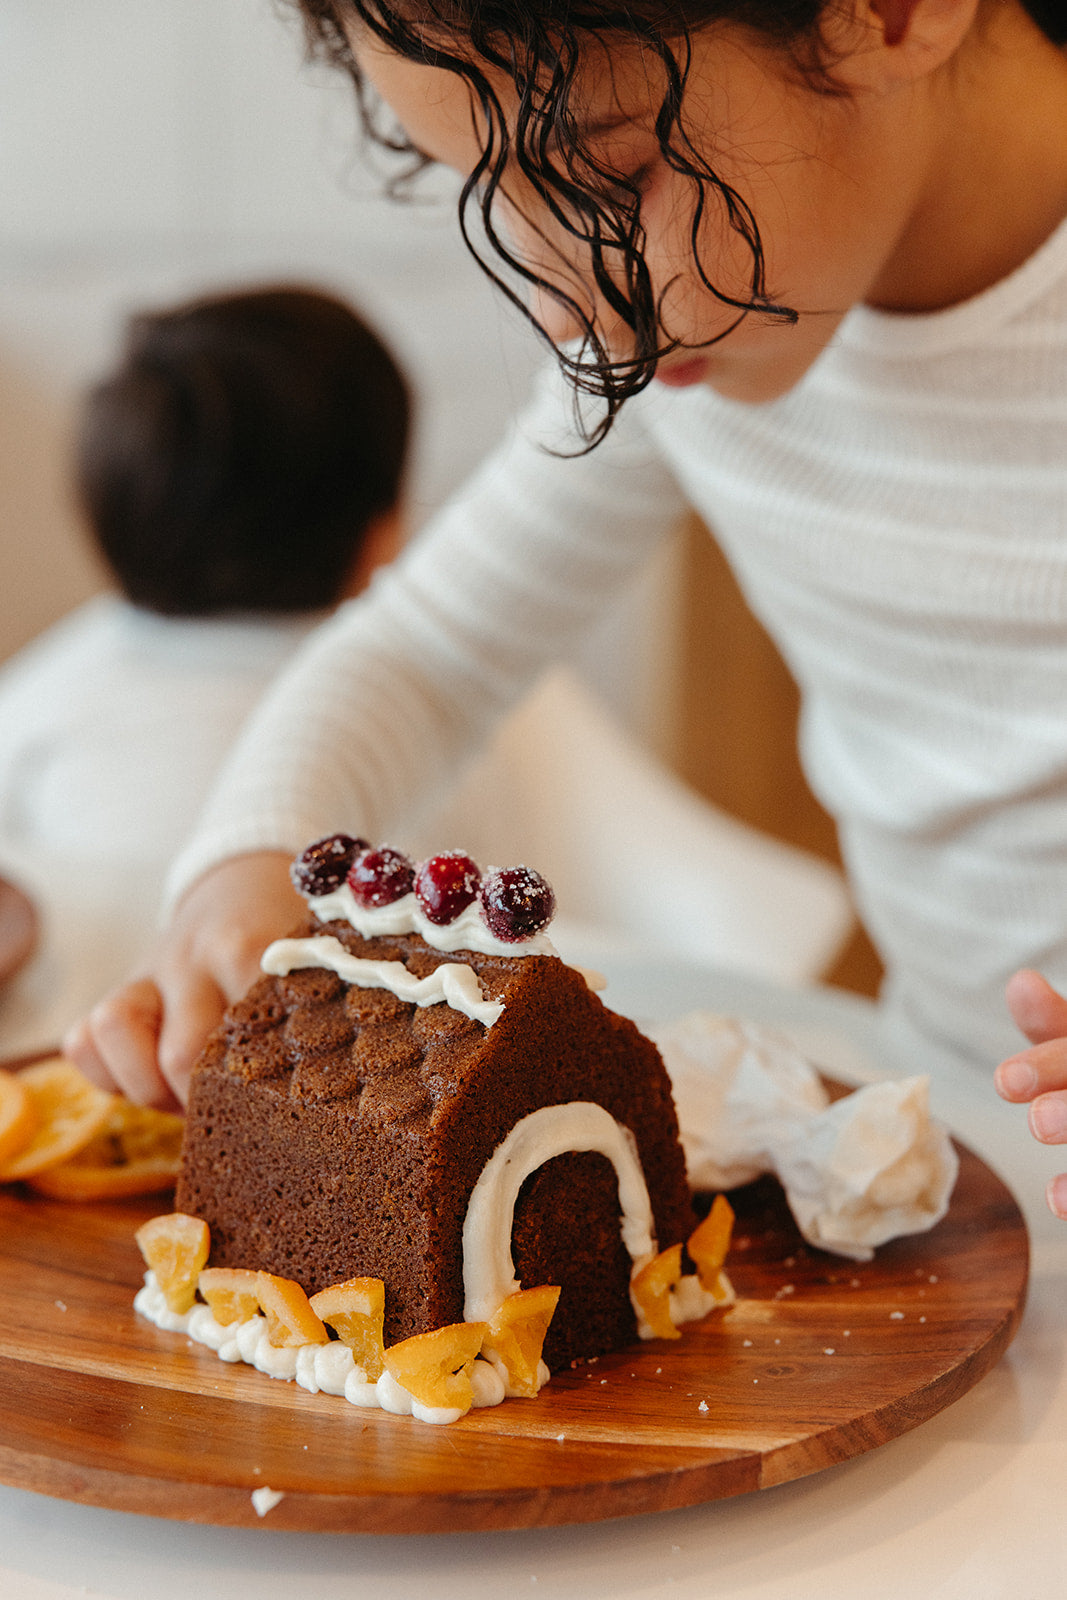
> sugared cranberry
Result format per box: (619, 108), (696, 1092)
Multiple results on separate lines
(415, 851), (482, 925)
(479, 865), (556, 941)
(290, 833), (368, 897)
(347, 844), (415, 907)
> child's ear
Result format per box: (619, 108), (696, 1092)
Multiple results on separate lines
(834, 0), (981, 88)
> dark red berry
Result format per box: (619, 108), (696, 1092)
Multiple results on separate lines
(347, 845), (415, 907)
(479, 865), (556, 942)
(290, 833), (368, 897)
(414, 852), (482, 925)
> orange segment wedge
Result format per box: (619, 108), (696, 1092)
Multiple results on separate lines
(255, 1272), (330, 1348)
(309, 1277), (386, 1379)
(630, 1242), (684, 1340)
(0, 1057), (114, 1182)
(687, 1194), (735, 1291)
(198, 1267), (263, 1327)
(27, 1099), (184, 1201)
(135, 1212), (210, 1314)
(482, 1284), (560, 1397)
(0, 1069), (38, 1167)
(384, 1321), (488, 1411)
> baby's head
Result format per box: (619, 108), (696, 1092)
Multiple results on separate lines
(77, 284), (411, 616)
(291, 2), (1061, 421)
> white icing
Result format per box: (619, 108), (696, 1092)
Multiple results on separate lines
(309, 884), (559, 959)
(461, 1102), (658, 1325)
(670, 1269), (735, 1327)
(134, 1273), (547, 1426)
(261, 934), (504, 1028)
(469, 1358), (507, 1408)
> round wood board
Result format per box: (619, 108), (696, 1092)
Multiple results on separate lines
(0, 1136), (1027, 1534)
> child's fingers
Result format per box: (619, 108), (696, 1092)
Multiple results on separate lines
(1029, 1089), (1067, 1146)
(155, 965), (231, 1107)
(1004, 968), (1067, 1044)
(1047, 1174), (1067, 1220)
(995, 1035), (1067, 1101)
(63, 979), (176, 1110)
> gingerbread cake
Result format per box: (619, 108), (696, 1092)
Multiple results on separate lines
(175, 838), (696, 1372)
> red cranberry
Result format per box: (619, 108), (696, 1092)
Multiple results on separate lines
(290, 833), (368, 897)
(347, 845), (415, 907)
(479, 866), (556, 941)
(414, 851), (482, 925)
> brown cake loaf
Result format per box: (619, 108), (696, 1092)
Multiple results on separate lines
(176, 917), (694, 1370)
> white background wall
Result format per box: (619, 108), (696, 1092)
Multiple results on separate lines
(0, 0), (681, 739)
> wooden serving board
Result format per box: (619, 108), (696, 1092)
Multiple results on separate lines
(0, 1137), (1027, 1534)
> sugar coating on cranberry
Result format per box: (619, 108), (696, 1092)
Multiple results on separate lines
(347, 845), (415, 907)
(290, 833), (368, 898)
(479, 865), (556, 942)
(415, 851), (482, 925)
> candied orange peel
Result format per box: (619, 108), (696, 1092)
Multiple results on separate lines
(383, 1321), (488, 1411)
(309, 1277), (386, 1380)
(256, 1272), (330, 1347)
(0, 1069), (37, 1167)
(28, 1097), (184, 1200)
(687, 1194), (735, 1292)
(0, 1058), (114, 1182)
(198, 1266), (263, 1327)
(630, 1242), (685, 1340)
(481, 1284), (560, 1397)
(135, 1211), (210, 1314)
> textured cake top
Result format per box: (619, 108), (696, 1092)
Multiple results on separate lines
(211, 922), (544, 1121)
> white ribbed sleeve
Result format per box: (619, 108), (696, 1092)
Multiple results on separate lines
(169, 215), (1067, 1073)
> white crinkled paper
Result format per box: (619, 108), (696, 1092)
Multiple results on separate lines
(649, 1012), (958, 1262)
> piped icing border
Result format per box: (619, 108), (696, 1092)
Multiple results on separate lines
(462, 1102), (659, 1319)
(261, 934), (505, 1027)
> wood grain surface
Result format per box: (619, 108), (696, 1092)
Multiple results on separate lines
(0, 1136), (1028, 1534)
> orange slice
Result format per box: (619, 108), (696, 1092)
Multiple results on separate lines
(255, 1272), (329, 1348)
(482, 1284), (560, 1397)
(687, 1194), (735, 1291)
(309, 1277), (386, 1379)
(0, 1058), (113, 1182)
(384, 1321), (488, 1411)
(135, 1211), (210, 1314)
(27, 1099), (184, 1201)
(198, 1267), (263, 1327)
(631, 1242), (684, 1340)
(0, 1068), (38, 1167)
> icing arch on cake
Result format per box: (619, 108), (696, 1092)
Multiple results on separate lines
(461, 1102), (658, 1323)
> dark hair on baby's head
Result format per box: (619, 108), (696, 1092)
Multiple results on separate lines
(76, 284), (410, 615)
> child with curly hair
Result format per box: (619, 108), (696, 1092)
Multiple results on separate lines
(67, 2), (1067, 1218)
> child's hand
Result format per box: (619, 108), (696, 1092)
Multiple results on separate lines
(997, 969), (1067, 1219)
(63, 852), (303, 1110)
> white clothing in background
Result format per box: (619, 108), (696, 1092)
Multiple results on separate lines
(169, 216), (1067, 1076)
(0, 596), (320, 1054)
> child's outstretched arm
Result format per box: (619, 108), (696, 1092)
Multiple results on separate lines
(64, 852), (302, 1109)
(996, 969), (1067, 1219)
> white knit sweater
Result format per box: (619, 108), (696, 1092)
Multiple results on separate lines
(169, 215), (1067, 1074)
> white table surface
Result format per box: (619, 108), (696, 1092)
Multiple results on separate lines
(1, 948), (1062, 1600)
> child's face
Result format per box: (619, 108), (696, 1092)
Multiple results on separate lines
(354, 23), (928, 404)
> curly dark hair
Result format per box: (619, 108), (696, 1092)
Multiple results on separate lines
(289, 2), (844, 444)
(288, 2), (1066, 445)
